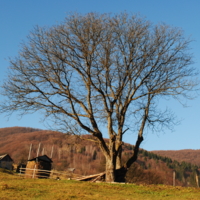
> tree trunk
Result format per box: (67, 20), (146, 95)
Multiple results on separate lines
(116, 147), (122, 169)
(104, 136), (143, 182)
(125, 135), (143, 169)
(115, 136), (144, 182)
(105, 156), (116, 182)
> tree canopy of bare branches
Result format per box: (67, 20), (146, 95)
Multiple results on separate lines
(0, 13), (198, 182)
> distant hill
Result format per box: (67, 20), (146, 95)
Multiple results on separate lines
(152, 150), (200, 166)
(0, 127), (199, 186)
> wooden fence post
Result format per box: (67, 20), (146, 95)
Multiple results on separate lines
(28, 143), (32, 160)
(173, 170), (176, 186)
(196, 174), (199, 188)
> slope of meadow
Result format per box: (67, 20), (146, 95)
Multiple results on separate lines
(0, 169), (200, 200)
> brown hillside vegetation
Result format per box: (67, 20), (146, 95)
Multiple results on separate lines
(152, 150), (200, 166)
(0, 127), (199, 186)
(0, 127), (107, 175)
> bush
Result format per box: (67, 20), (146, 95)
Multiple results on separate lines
(125, 163), (163, 184)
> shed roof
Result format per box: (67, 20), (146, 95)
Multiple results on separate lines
(28, 155), (53, 163)
(0, 154), (13, 161)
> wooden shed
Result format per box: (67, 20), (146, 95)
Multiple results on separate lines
(25, 155), (52, 178)
(0, 154), (13, 170)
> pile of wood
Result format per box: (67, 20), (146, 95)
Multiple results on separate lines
(73, 172), (105, 182)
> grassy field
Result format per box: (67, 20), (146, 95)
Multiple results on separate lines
(0, 169), (200, 200)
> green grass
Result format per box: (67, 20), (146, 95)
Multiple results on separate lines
(0, 169), (200, 200)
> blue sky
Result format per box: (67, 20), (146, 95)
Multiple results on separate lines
(0, 0), (200, 151)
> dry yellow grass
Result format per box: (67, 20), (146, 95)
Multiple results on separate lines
(0, 169), (200, 200)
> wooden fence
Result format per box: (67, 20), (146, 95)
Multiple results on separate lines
(19, 168), (79, 180)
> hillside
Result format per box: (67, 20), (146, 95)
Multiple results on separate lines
(152, 150), (200, 166)
(0, 127), (199, 186)
(0, 127), (107, 174)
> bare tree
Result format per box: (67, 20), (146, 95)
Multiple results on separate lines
(0, 13), (198, 182)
